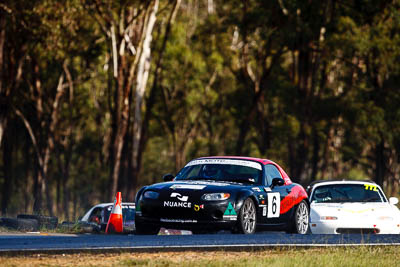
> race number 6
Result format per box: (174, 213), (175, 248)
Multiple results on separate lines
(267, 192), (280, 218)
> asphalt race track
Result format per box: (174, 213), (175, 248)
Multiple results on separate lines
(1, 232), (400, 253)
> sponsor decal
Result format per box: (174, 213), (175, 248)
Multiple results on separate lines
(170, 184), (206, 190)
(160, 218), (197, 223)
(164, 201), (192, 208)
(170, 192), (189, 201)
(341, 208), (374, 214)
(267, 192), (280, 218)
(194, 204), (204, 211)
(259, 204), (267, 216)
(185, 159), (262, 170)
(252, 187), (261, 192)
(280, 185), (308, 214)
(364, 184), (378, 191)
(187, 181), (229, 186)
(223, 202), (237, 220)
(264, 187), (272, 192)
(258, 194), (265, 200)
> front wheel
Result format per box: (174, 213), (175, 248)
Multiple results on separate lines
(236, 198), (257, 234)
(291, 200), (310, 234)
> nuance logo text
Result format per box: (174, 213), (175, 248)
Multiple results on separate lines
(164, 192), (191, 208)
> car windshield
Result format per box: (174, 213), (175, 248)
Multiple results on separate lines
(174, 159), (262, 184)
(311, 183), (387, 203)
(104, 205), (135, 222)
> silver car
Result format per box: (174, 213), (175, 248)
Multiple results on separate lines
(80, 202), (136, 233)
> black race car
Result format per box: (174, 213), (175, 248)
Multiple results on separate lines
(135, 156), (310, 234)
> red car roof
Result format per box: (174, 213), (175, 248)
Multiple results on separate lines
(198, 156), (274, 165)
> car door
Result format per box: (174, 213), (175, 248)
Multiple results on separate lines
(262, 164), (290, 224)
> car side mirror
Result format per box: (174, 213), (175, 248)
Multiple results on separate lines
(389, 197), (399, 205)
(271, 177), (285, 188)
(163, 173), (175, 182)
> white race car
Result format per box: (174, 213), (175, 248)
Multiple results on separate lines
(308, 180), (400, 234)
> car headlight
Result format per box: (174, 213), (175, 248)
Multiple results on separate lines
(202, 193), (230, 201)
(143, 191), (159, 199)
(320, 216), (338, 220)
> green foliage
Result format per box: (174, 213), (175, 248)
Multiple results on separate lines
(2, 0), (400, 217)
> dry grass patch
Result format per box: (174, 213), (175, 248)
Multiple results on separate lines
(1, 247), (400, 267)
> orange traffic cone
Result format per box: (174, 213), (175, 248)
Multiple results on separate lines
(106, 192), (123, 234)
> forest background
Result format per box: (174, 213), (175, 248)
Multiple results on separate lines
(1, 0), (400, 220)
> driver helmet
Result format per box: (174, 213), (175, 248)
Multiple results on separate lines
(315, 189), (331, 201)
(203, 164), (219, 178)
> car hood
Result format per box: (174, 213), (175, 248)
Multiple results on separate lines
(310, 202), (400, 219)
(146, 180), (251, 192)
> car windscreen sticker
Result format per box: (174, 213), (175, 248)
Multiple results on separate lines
(186, 159), (262, 170)
(364, 184), (378, 191)
(188, 181), (230, 186)
(223, 202), (237, 220)
(170, 184), (207, 190)
(267, 192), (280, 218)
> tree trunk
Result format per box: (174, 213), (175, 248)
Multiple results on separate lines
(135, 0), (182, 186)
(310, 128), (320, 182)
(1, 131), (12, 215)
(16, 71), (65, 215)
(129, 0), (159, 195)
(0, 14), (6, 147)
(374, 140), (385, 187)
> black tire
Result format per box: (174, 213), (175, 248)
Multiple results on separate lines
(0, 217), (39, 231)
(135, 222), (160, 235)
(287, 200), (310, 234)
(17, 214), (58, 230)
(236, 198), (257, 234)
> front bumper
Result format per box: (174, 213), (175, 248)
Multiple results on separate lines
(135, 216), (236, 231)
(136, 198), (239, 231)
(310, 219), (400, 234)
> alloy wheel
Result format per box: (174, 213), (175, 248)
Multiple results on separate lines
(242, 198), (256, 234)
(296, 201), (309, 234)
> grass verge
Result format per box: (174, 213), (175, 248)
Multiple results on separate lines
(1, 246), (399, 267)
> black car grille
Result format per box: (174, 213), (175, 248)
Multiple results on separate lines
(141, 200), (226, 221)
(336, 228), (380, 234)
(143, 206), (198, 219)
